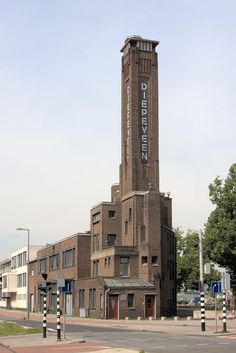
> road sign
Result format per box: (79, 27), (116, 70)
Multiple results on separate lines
(211, 281), (222, 293)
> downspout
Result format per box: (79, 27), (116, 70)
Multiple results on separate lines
(104, 288), (110, 319)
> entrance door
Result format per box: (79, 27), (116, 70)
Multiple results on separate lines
(30, 294), (34, 312)
(145, 295), (155, 318)
(66, 293), (72, 316)
(108, 295), (118, 319)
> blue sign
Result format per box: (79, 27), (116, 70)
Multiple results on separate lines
(211, 281), (222, 293)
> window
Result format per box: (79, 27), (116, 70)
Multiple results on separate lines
(17, 273), (26, 287)
(93, 234), (100, 252)
(108, 210), (116, 219)
(93, 260), (99, 277)
(22, 252), (27, 265)
(152, 256), (158, 266)
(92, 212), (101, 224)
(17, 253), (22, 267)
(129, 208), (132, 222)
(141, 256), (148, 265)
(2, 275), (7, 289)
(104, 258), (107, 267)
(120, 257), (130, 276)
(125, 221), (128, 234)
(89, 288), (96, 309)
(107, 234), (116, 246)
(49, 253), (60, 271)
(39, 258), (46, 273)
(11, 256), (16, 269)
(100, 294), (103, 309)
(63, 249), (74, 268)
(29, 262), (35, 276)
(127, 294), (134, 308)
(79, 289), (85, 308)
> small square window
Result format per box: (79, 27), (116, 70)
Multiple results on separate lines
(152, 256), (158, 266)
(108, 210), (116, 219)
(141, 256), (148, 265)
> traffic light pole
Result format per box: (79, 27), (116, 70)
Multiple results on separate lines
(199, 230), (206, 332)
(43, 292), (47, 338)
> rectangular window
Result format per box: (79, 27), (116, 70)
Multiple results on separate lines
(108, 210), (116, 219)
(79, 289), (85, 308)
(141, 256), (148, 265)
(17, 274), (23, 287)
(120, 257), (130, 277)
(92, 212), (101, 224)
(49, 253), (60, 271)
(93, 260), (99, 277)
(17, 253), (22, 267)
(29, 262), (35, 276)
(107, 234), (116, 246)
(63, 249), (74, 268)
(152, 256), (158, 266)
(129, 208), (132, 222)
(11, 256), (16, 269)
(100, 294), (103, 309)
(89, 288), (96, 309)
(2, 275), (7, 288)
(39, 258), (47, 273)
(125, 221), (128, 234)
(127, 294), (134, 308)
(22, 272), (26, 287)
(22, 251), (27, 266)
(93, 234), (100, 252)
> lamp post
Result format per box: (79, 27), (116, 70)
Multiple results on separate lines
(16, 227), (30, 320)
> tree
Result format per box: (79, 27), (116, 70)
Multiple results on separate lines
(204, 163), (236, 299)
(176, 228), (221, 292)
(204, 163), (236, 271)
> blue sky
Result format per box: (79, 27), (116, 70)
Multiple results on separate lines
(0, 0), (235, 259)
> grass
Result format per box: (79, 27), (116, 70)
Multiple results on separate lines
(0, 322), (42, 336)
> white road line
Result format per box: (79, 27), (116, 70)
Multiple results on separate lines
(197, 343), (208, 346)
(151, 346), (165, 349)
(115, 340), (128, 342)
(175, 345), (188, 347)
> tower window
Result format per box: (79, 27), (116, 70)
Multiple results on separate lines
(125, 221), (128, 234)
(120, 257), (130, 276)
(107, 234), (116, 246)
(152, 256), (158, 266)
(129, 208), (132, 222)
(108, 210), (116, 219)
(141, 256), (148, 265)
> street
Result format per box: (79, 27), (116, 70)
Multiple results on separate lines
(1, 316), (236, 353)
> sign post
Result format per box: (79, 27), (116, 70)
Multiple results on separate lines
(211, 281), (222, 333)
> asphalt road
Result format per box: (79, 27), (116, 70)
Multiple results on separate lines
(1, 316), (236, 353)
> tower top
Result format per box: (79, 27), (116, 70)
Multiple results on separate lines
(120, 35), (159, 53)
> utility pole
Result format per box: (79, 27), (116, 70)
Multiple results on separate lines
(199, 230), (206, 331)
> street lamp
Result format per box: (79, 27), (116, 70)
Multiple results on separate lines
(16, 227), (30, 320)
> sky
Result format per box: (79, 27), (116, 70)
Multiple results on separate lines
(0, 0), (235, 260)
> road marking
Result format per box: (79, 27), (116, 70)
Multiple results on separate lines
(115, 340), (128, 342)
(197, 343), (208, 346)
(175, 345), (188, 347)
(151, 346), (165, 349)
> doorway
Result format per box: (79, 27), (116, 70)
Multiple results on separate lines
(65, 293), (72, 315)
(108, 295), (118, 319)
(145, 295), (155, 318)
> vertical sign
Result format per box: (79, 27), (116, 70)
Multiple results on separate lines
(126, 81), (130, 162)
(140, 78), (148, 163)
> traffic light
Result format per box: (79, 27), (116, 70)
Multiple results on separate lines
(38, 284), (48, 292)
(42, 273), (48, 280)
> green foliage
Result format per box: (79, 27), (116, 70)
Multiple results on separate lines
(204, 163), (236, 274)
(0, 322), (42, 336)
(139, 349), (145, 353)
(176, 228), (221, 291)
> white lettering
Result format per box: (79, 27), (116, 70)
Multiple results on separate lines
(142, 100), (147, 108)
(142, 108), (147, 116)
(142, 117), (148, 125)
(142, 152), (148, 160)
(141, 83), (147, 90)
(142, 128), (148, 136)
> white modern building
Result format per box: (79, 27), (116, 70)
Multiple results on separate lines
(1, 245), (43, 310)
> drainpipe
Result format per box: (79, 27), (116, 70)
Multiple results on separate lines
(104, 288), (110, 319)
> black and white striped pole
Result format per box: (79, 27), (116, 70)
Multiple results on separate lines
(222, 290), (227, 332)
(57, 289), (61, 341)
(43, 292), (47, 338)
(199, 230), (206, 331)
(200, 292), (206, 331)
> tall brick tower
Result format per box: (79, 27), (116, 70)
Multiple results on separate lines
(86, 36), (176, 319)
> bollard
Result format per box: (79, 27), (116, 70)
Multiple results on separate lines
(200, 292), (206, 332)
(57, 290), (61, 341)
(43, 293), (47, 338)
(222, 290), (227, 332)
